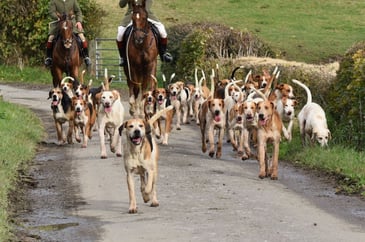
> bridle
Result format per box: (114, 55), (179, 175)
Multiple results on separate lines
(60, 20), (74, 49)
(132, 10), (149, 45)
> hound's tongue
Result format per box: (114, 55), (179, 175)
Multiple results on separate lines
(105, 106), (112, 113)
(158, 100), (163, 105)
(132, 137), (142, 144)
(214, 115), (221, 122)
(52, 101), (58, 106)
(259, 119), (267, 126)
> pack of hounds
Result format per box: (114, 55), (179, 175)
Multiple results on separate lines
(48, 65), (331, 213)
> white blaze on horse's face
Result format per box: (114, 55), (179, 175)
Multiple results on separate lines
(62, 22), (68, 30)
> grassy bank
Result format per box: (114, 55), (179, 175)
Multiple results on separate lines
(280, 128), (365, 197)
(0, 99), (44, 240)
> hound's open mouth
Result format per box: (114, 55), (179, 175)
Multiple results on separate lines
(246, 115), (254, 122)
(104, 104), (112, 113)
(52, 100), (59, 107)
(130, 136), (142, 145)
(214, 115), (221, 122)
(259, 117), (268, 126)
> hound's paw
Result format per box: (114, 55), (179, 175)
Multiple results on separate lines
(150, 201), (159, 207)
(270, 175), (278, 180)
(258, 172), (266, 179)
(100, 155), (108, 159)
(209, 151), (215, 157)
(81, 144), (87, 148)
(128, 207), (138, 214)
(116, 153), (122, 157)
(216, 152), (222, 158)
(241, 154), (249, 160)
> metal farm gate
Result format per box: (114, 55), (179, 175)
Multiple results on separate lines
(94, 38), (126, 82)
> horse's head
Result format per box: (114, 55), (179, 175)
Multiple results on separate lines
(131, 0), (149, 45)
(58, 13), (74, 49)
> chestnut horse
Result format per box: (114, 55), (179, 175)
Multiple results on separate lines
(124, 0), (158, 116)
(51, 14), (81, 88)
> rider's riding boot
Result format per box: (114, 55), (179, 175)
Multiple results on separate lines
(159, 37), (173, 63)
(82, 41), (92, 66)
(44, 41), (53, 67)
(116, 40), (125, 67)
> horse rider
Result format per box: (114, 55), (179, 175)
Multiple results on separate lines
(44, 0), (91, 67)
(116, 0), (173, 66)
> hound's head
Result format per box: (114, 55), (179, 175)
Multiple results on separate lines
(100, 90), (120, 113)
(143, 91), (155, 105)
(257, 100), (274, 127)
(208, 98), (224, 123)
(48, 88), (63, 107)
(281, 96), (297, 119)
(312, 129), (331, 148)
(72, 97), (87, 116)
(154, 88), (167, 105)
(242, 100), (257, 123)
(276, 83), (295, 99)
(119, 118), (151, 146)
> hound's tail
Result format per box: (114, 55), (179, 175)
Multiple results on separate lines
(148, 105), (173, 126)
(292, 79), (312, 105)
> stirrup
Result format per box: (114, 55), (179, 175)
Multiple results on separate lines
(162, 52), (173, 63)
(84, 57), (91, 66)
(44, 57), (52, 67)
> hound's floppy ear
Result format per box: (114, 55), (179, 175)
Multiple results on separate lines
(48, 90), (52, 99)
(118, 121), (127, 136)
(328, 130), (332, 140)
(144, 120), (152, 135)
(144, 120), (153, 151)
(270, 101), (275, 109)
(311, 132), (317, 142)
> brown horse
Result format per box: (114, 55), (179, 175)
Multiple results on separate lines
(124, 0), (158, 116)
(51, 14), (81, 88)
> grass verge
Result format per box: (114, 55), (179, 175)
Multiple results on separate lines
(280, 127), (365, 197)
(0, 97), (44, 241)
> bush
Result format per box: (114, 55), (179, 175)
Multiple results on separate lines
(326, 42), (365, 151)
(0, 0), (105, 66)
(162, 22), (275, 80)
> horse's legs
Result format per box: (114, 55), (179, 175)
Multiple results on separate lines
(53, 68), (63, 87)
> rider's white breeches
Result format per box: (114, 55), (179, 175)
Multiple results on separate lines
(116, 18), (167, 42)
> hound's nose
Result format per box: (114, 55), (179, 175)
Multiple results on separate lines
(214, 110), (220, 116)
(237, 116), (242, 122)
(134, 129), (141, 136)
(258, 113), (264, 120)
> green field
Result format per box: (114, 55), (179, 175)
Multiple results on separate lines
(98, 0), (365, 63)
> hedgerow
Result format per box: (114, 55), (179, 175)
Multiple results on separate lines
(0, 0), (104, 66)
(326, 42), (365, 151)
